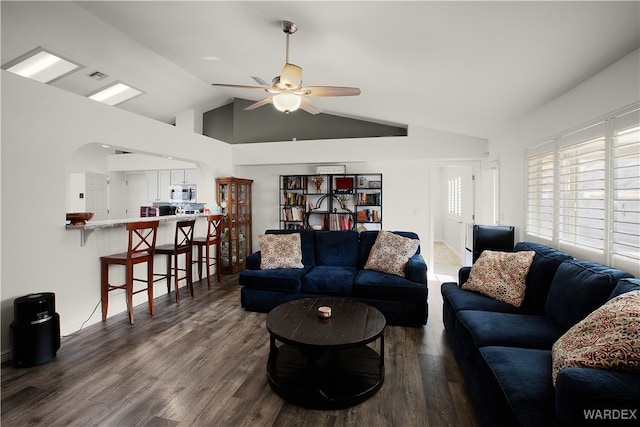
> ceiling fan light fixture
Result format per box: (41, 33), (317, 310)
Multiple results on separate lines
(273, 92), (301, 114)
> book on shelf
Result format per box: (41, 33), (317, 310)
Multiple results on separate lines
(282, 206), (305, 222)
(358, 192), (381, 205)
(329, 213), (354, 230)
(282, 176), (307, 190)
(282, 191), (307, 206)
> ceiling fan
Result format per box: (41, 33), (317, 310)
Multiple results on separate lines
(211, 21), (361, 114)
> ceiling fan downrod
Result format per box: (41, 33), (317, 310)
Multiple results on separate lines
(281, 21), (297, 64)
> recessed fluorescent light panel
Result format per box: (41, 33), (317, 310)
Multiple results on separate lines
(87, 82), (143, 106)
(2, 46), (82, 83)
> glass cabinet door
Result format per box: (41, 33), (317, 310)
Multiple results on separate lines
(216, 177), (252, 274)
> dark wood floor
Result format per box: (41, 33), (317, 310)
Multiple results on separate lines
(1, 271), (479, 426)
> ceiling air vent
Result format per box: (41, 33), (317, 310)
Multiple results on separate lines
(88, 71), (108, 81)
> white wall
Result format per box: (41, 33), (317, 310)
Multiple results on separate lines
(488, 49), (640, 243)
(1, 71), (233, 355)
(232, 130), (488, 271)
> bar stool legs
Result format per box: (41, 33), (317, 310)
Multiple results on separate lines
(192, 214), (224, 289)
(154, 220), (196, 304)
(100, 220), (159, 325)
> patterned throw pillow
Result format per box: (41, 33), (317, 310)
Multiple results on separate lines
(461, 250), (535, 307)
(364, 230), (420, 277)
(259, 233), (304, 269)
(552, 290), (640, 386)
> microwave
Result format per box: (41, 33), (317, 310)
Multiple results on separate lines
(169, 185), (196, 203)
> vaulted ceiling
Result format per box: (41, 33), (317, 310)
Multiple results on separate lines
(2, 1), (639, 140)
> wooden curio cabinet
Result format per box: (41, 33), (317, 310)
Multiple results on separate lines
(216, 177), (253, 274)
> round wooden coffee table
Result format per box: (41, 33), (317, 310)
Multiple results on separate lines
(266, 297), (386, 409)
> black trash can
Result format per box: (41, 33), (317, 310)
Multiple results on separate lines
(10, 292), (61, 368)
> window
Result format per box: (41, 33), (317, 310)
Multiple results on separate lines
(612, 112), (640, 267)
(525, 106), (640, 274)
(558, 128), (606, 252)
(448, 176), (462, 217)
(526, 149), (554, 239)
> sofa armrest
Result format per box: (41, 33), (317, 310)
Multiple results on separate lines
(406, 253), (427, 285)
(555, 367), (640, 425)
(458, 266), (472, 286)
(245, 251), (261, 270)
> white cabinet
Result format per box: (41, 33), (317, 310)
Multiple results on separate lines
(171, 169), (197, 185)
(146, 170), (171, 202)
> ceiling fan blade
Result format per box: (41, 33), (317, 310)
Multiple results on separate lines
(244, 96), (274, 111)
(301, 86), (361, 97)
(299, 97), (321, 115)
(250, 76), (269, 86)
(280, 63), (303, 89)
(211, 83), (269, 91)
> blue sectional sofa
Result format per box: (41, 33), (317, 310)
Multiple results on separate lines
(442, 241), (640, 427)
(239, 229), (428, 326)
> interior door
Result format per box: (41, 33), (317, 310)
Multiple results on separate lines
(85, 172), (109, 221)
(125, 172), (147, 218)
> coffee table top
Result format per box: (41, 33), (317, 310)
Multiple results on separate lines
(266, 298), (386, 349)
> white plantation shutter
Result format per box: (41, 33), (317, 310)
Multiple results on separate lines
(557, 123), (607, 254)
(526, 145), (554, 240)
(611, 109), (640, 269)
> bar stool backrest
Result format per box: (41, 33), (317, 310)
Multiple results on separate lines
(206, 214), (224, 244)
(175, 220), (196, 249)
(126, 220), (159, 258)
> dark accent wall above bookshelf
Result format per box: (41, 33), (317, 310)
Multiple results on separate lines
(280, 173), (382, 231)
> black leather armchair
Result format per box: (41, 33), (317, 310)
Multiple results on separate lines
(472, 225), (515, 262)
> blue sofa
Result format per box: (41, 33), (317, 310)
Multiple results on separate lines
(239, 229), (428, 326)
(442, 241), (640, 427)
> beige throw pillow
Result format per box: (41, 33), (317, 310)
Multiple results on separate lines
(259, 233), (304, 269)
(364, 230), (420, 278)
(551, 290), (640, 386)
(461, 250), (535, 307)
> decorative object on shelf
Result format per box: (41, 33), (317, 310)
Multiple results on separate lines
(369, 180), (381, 188)
(335, 177), (354, 193)
(336, 195), (350, 210)
(66, 212), (94, 225)
(311, 175), (324, 193)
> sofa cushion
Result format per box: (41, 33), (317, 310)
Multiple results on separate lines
(364, 230), (420, 277)
(258, 233), (304, 269)
(544, 260), (634, 332)
(551, 290), (640, 386)
(462, 250), (535, 307)
(315, 230), (359, 266)
(265, 229), (316, 267)
(478, 347), (557, 427)
(442, 282), (522, 314)
(554, 367), (640, 425)
(458, 310), (563, 349)
(302, 265), (357, 295)
(239, 267), (310, 293)
(353, 269), (426, 301)
(609, 278), (640, 299)
(513, 242), (573, 313)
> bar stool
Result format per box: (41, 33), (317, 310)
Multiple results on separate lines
(192, 214), (224, 288)
(100, 220), (159, 325)
(155, 219), (196, 304)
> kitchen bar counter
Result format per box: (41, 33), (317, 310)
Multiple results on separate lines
(66, 214), (210, 245)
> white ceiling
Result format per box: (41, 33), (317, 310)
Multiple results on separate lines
(2, 1), (639, 140)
